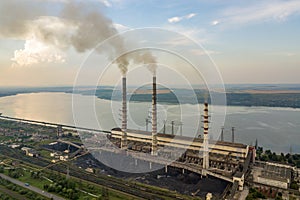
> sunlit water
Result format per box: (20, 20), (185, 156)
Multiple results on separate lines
(0, 92), (299, 153)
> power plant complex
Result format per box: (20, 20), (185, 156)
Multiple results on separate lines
(105, 74), (254, 194)
(1, 73), (296, 199)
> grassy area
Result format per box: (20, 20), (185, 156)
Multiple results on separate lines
(2, 164), (140, 200)
(0, 185), (29, 200)
(1, 148), (200, 200)
(38, 150), (52, 159)
(18, 171), (50, 189)
(0, 136), (14, 142)
(0, 117), (202, 200)
(0, 175), (49, 200)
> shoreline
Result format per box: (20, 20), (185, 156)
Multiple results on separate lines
(1, 91), (300, 109)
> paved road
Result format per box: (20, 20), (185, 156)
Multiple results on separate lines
(0, 173), (65, 200)
(238, 186), (249, 200)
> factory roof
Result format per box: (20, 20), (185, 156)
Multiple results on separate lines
(261, 164), (292, 180)
(111, 128), (248, 149)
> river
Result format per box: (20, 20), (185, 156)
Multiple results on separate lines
(0, 92), (299, 153)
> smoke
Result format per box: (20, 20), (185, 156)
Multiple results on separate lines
(133, 51), (157, 76)
(0, 0), (157, 75)
(0, 0), (44, 39)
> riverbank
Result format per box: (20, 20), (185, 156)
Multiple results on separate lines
(1, 85), (300, 108)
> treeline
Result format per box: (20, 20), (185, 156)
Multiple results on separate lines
(0, 193), (16, 200)
(95, 88), (300, 108)
(1, 86), (300, 108)
(256, 147), (300, 168)
(0, 177), (48, 200)
(4, 167), (103, 200)
(246, 187), (284, 200)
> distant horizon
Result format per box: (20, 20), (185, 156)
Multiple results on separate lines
(2, 83), (300, 90)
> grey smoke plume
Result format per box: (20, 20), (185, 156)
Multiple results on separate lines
(133, 51), (157, 75)
(0, 1), (157, 75)
(0, 1), (43, 39)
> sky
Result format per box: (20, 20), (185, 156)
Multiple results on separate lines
(0, 0), (300, 87)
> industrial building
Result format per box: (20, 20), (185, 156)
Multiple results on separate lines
(105, 73), (253, 192)
(252, 162), (293, 189)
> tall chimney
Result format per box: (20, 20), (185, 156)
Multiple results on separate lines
(202, 102), (209, 170)
(121, 76), (127, 149)
(151, 76), (158, 156)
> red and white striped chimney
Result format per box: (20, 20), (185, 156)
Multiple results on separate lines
(202, 102), (209, 170)
(203, 103), (209, 135)
(121, 76), (127, 149)
(151, 76), (158, 156)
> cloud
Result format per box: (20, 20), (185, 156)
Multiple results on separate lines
(114, 23), (131, 32)
(218, 0), (300, 26)
(211, 20), (220, 26)
(0, 1), (131, 69)
(168, 17), (182, 23)
(168, 13), (197, 23)
(98, 0), (112, 7)
(11, 37), (66, 67)
(186, 13), (196, 19)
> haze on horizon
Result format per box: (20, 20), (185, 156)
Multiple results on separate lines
(0, 0), (299, 87)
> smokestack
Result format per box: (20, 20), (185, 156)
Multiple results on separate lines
(121, 76), (127, 149)
(202, 102), (209, 171)
(203, 103), (209, 135)
(151, 76), (158, 156)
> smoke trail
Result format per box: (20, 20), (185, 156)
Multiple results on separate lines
(132, 51), (157, 75)
(0, 1), (158, 75)
(0, 0), (44, 39)
(60, 1), (130, 74)
(0, 1), (126, 73)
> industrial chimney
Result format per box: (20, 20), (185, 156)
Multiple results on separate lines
(121, 76), (127, 149)
(202, 102), (209, 170)
(151, 76), (158, 156)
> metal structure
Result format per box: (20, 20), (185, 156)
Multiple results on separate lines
(151, 76), (158, 156)
(121, 76), (127, 149)
(202, 103), (210, 171)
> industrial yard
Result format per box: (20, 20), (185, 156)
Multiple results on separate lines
(0, 75), (299, 199)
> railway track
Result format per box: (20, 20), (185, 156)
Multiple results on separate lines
(0, 146), (197, 200)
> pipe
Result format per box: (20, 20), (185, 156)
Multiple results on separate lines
(203, 103), (209, 135)
(121, 76), (127, 149)
(152, 76), (158, 156)
(202, 102), (209, 170)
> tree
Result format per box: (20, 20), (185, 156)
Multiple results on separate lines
(265, 150), (272, 155)
(290, 181), (299, 190)
(260, 154), (268, 161)
(246, 188), (266, 200)
(102, 187), (109, 200)
(296, 160), (300, 168)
